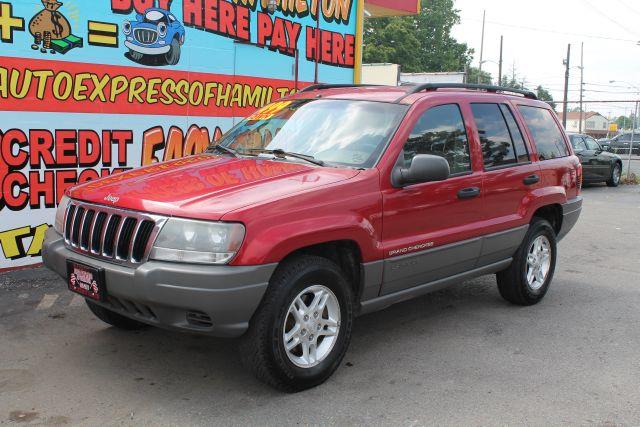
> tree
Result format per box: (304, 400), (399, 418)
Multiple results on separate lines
(467, 67), (492, 85)
(616, 114), (636, 130)
(500, 76), (523, 90)
(535, 86), (556, 110)
(364, 0), (472, 73)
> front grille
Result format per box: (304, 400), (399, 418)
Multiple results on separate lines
(134, 28), (158, 45)
(63, 201), (165, 266)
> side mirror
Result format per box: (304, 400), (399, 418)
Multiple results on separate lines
(601, 145), (610, 151)
(393, 154), (450, 187)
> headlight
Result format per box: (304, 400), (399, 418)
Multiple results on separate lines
(123, 21), (132, 35)
(158, 22), (167, 38)
(54, 195), (71, 234)
(150, 218), (245, 265)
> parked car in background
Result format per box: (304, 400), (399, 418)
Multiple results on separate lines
(43, 84), (583, 392)
(569, 133), (623, 187)
(597, 137), (612, 150)
(608, 132), (640, 155)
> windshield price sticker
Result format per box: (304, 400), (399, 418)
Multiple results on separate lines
(247, 101), (293, 121)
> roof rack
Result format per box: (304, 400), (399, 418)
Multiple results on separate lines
(395, 83), (538, 103)
(298, 84), (378, 93)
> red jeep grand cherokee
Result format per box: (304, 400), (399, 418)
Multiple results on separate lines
(43, 84), (583, 392)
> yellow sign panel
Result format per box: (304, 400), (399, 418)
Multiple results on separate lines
(247, 101), (293, 121)
(609, 123), (618, 132)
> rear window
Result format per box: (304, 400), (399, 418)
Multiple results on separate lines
(518, 106), (570, 160)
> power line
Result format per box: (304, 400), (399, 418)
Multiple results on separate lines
(462, 18), (639, 44)
(583, 0), (640, 38)
(614, 0), (640, 17)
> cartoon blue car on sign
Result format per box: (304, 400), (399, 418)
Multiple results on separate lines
(123, 8), (185, 66)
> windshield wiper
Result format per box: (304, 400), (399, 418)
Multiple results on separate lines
(206, 144), (238, 158)
(246, 149), (325, 166)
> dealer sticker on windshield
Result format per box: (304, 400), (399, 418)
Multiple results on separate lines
(247, 101), (293, 121)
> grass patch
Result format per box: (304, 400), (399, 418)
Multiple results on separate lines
(621, 172), (640, 185)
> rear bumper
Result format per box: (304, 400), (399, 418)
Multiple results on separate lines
(558, 196), (583, 241)
(42, 228), (277, 337)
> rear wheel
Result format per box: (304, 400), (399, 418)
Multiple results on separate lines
(86, 300), (148, 330)
(496, 218), (557, 306)
(239, 255), (354, 392)
(606, 163), (622, 187)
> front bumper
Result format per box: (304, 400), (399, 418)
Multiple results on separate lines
(558, 196), (583, 241)
(125, 40), (170, 55)
(42, 229), (276, 337)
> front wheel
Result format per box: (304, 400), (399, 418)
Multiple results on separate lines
(165, 38), (181, 65)
(128, 49), (144, 62)
(239, 255), (354, 392)
(86, 300), (148, 330)
(606, 163), (622, 187)
(496, 218), (557, 306)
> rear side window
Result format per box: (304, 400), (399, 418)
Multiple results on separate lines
(471, 103), (530, 168)
(404, 104), (471, 175)
(518, 106), (570, 160)
(500, 105), (530, 163)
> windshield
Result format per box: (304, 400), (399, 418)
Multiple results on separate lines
(144, 10), (167, 24)
(215, 99), (408, 168)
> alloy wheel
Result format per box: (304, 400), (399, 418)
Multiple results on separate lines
(526, 236), (552, 291)
(283, 285), (341, 369)
(613, 165), (621, 185)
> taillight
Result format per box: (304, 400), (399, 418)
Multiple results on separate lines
(576, 164), (583, 192)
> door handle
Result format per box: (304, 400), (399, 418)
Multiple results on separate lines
(523, 174), (540, 186)
(457, 187), (481, 199)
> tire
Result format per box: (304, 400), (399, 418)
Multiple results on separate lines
(496, 218), (557, 306)
(606, 163), (622, 187)
(86, 300), (148, 331)
(128, 49), (143, 62)
(165, 38), (180, 65)
(239, 255), (354, 392)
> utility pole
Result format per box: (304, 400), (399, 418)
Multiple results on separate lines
(498, 35), (503, 86)
(314, 1), (321, 84)
(478, 10), (486, 84)
(579, 42), (585, 133)
(562, 44), (571, 129)
(628, 101), (638, 181)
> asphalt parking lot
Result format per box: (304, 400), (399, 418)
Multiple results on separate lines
(1, 185), (640, 425)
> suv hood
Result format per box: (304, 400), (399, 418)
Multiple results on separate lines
(69, 155), (360, 220)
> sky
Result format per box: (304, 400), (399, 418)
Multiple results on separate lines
(452, 0), (640, 118)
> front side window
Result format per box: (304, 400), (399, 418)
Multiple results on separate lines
(518, 106), (570, 160)
(570, 135), (587, 151)
(403, 104), (471, 175)
(584, 136), (600, 151)
(215, 99), (408, 168)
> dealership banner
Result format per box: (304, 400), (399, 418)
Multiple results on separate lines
(0, 0), (359, 271)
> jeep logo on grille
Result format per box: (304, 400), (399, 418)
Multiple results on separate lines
(104, 194), (120, 204)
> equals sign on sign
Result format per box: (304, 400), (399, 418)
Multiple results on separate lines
(87, 21), (119, 47)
